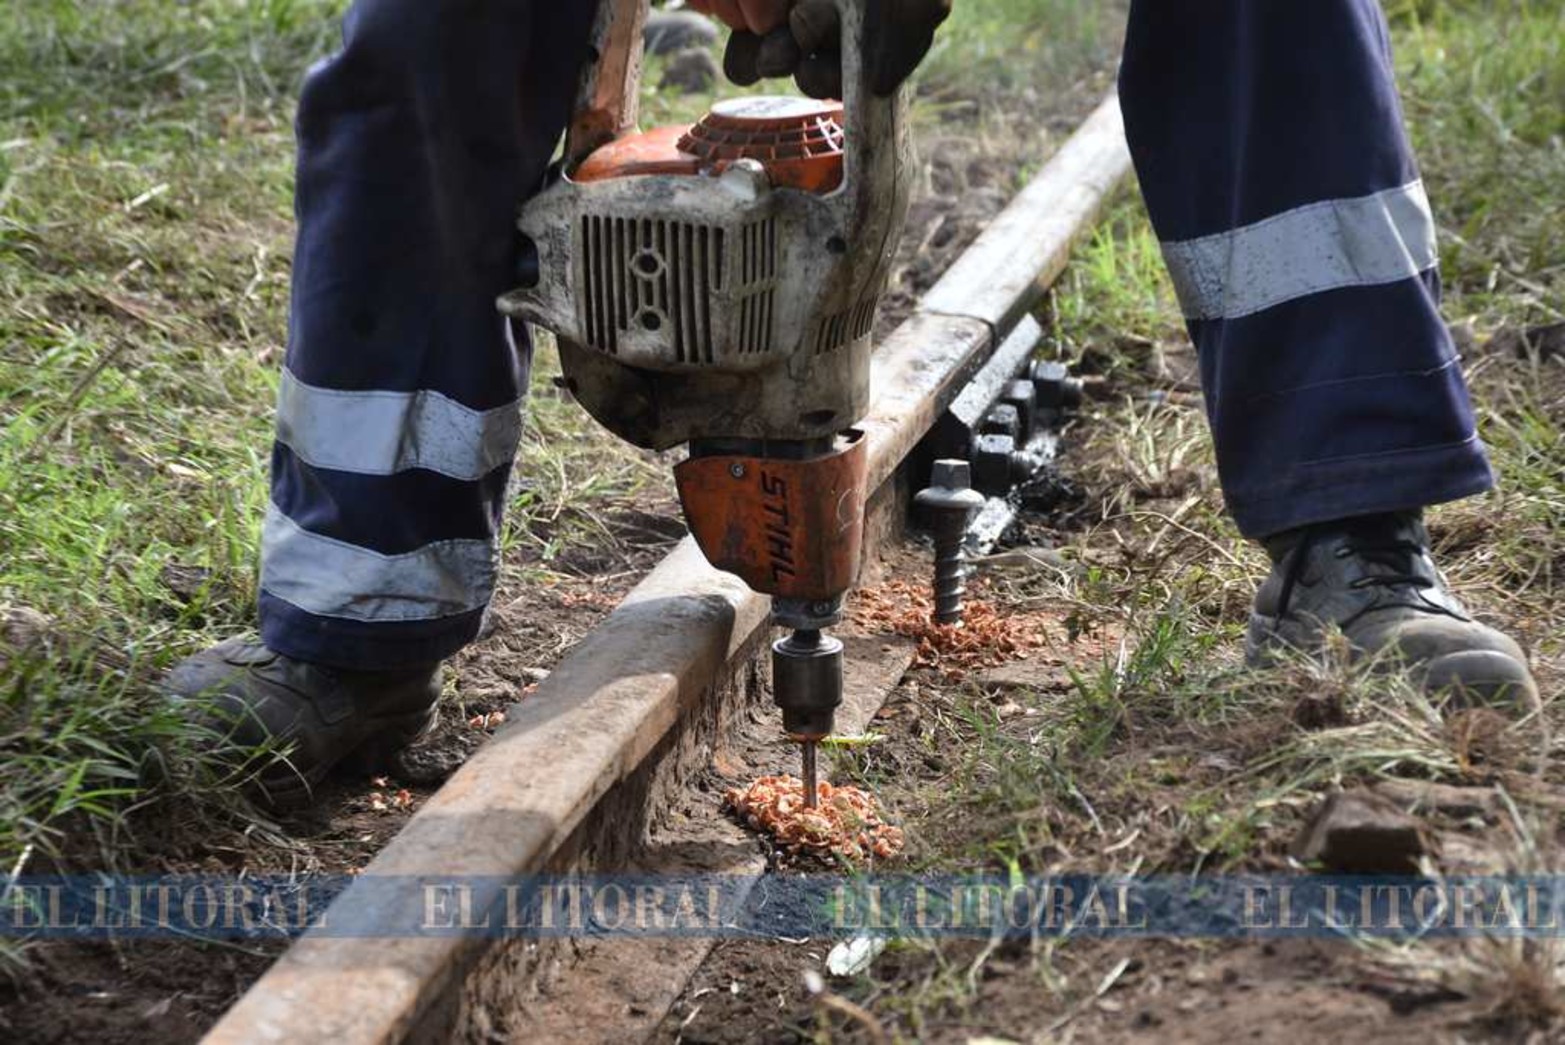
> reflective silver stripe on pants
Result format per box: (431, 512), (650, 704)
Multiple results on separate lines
(260, 503), (496, 622)
(275, 369), (523, 481)
(1160, 180), (1439, 321)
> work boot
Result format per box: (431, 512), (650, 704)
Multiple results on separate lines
(167, 637), (442, 809)
(1246, 511), (1538, 710)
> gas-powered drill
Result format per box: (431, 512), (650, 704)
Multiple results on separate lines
(500, 0), (911, 805)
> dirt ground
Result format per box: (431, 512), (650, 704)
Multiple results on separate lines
(661, 936), (1504, 1045)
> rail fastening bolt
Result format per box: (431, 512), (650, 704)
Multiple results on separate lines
(1031, 360), (1084, 411)
(914, 459), (987, 625)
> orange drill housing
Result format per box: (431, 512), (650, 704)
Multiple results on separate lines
(674, 432), (868, 602)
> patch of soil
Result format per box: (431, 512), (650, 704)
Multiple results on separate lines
(655, 937), (1496, 1045)
(926, 937), (1487, 1044)
(875, 65), (1119, 338)
(0, 942), (278, 1045)
(655, 640), (1550, 1045)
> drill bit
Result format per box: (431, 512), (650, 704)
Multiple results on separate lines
(801, 739), (819, 808)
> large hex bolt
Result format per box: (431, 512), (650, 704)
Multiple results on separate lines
(1031, 360), (1084, 411)
(914, 460), (987, 625)
(979, 403), (1021, 440)
(971, 433), (1017, 494)
(1000, 379), (1039, 445)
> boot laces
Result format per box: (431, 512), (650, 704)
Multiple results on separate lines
(1275, 525), (1432, 619)
(1336, 535), (1433, 592)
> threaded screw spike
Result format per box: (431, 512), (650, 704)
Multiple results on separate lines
(914, 460), (986, 626)
(931, 530), (968, 624)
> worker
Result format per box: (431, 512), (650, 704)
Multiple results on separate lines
(168, 0), (1537, 809)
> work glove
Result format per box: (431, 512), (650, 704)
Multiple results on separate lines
(688, 0), (952, 98)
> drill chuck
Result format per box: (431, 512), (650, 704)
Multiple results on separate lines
(772, 629), (843, 739)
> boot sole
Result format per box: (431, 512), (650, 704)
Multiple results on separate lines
(340, 707), (442, 777)
(1244, 611), (1293, 668)
(1245, 612), (1539, 712)
(1421, 650), (1540, 712)
(254, 707), (441, 812)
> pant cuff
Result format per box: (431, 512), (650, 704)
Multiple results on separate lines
(1227, 436), (1496, 539)
(259, 591), (484, 671)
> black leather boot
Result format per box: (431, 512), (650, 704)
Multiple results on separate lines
(167, 637), (442, 809)
(1247, 511), (1537, 709)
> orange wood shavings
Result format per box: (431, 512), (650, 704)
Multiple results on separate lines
(725, 776), (904, 862)
(467, 710), (507, 731)
(848, 580), (1051, 675)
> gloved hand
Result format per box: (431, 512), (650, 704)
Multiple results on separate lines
(686, 0), (952, 98)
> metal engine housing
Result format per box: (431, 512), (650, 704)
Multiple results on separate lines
(498, 0), (911, 451)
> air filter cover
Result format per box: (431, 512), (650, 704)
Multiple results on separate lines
(573, 96), (845, 193)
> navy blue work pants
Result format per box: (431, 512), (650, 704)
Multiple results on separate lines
(261, 0), (1493, 670)
(1119, 0), (1491, 537)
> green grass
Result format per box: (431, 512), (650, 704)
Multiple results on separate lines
(919, 0), (1114, 95)
(0, 0), (349, 976)
(1048, 198), (1182, 346)
(1393, 0), (1565, 325)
